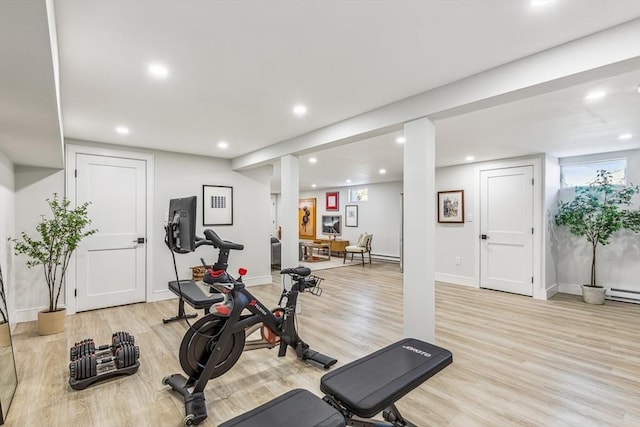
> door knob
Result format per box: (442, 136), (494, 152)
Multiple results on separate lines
(481, 234), (489, 240)
(132, 237), (146, 244)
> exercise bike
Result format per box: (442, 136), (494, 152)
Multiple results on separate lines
(163, 199), (336, 426)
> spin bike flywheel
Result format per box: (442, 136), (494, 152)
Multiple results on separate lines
(179, 314), (245, 380)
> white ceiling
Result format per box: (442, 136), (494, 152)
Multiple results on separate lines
(1, 1), (639, 187)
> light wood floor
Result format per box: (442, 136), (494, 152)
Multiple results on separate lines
(5, 263), (640, 426)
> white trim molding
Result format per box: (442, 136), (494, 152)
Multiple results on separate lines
(435, 273), (476, 288)
(64, 144), (155, 315)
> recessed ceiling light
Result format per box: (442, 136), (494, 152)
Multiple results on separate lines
(309, 157), (317, 164)
(396, 136), (406, 144)
(116, 126), (129, 135)
(379, 169), (386, 174)
(217, 141), (229, 149)
(618, 133), (632, 140)
(293, 105), (307, 116)
(311, 184), (317, 188)
(529, 0), (553, 7)
(465, 155), (475, 162)
(148, 63), (169, 79)
(585, 90), (606, 101)
(346, 179), (351, 183)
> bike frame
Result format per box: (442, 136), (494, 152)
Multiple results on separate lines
(189, 277), (304, 394)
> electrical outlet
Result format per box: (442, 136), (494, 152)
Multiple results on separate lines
(455, 257), (461, 265)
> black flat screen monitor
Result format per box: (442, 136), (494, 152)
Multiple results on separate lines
(167, 196), (197, 252)
(322, 215), (342, 236)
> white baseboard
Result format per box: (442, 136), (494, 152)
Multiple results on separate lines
(435, 273), (476, 287)
(14, 305), (54, 324)
(558, 282), (582, 296)
(151, 289), (176, 302)
(533, 283), (558, 300)
(243, 275), (273, 287)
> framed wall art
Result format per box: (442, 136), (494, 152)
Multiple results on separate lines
(299, 198), (316, 240)
(437, 190), (464, 223)
(326, 191), (339, 211)
(203, 185), (233, 225)
(345, 205), (358, 227)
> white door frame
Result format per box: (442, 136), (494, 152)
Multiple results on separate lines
(65, 144), (155, 315)
(473, 156), (544, 299)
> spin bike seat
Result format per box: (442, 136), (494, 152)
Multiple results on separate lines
(280, 267), (311, 277)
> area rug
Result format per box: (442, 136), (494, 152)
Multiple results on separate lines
(299, 257), (363, 271)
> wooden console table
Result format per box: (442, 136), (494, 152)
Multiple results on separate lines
(301, 242), (331, 262)
(313, 239), (350, 257)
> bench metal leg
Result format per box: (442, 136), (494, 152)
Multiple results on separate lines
(162, 298), (198, 323)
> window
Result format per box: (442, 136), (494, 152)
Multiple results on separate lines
(348, 188), (368, 202)
(560, 159), (626, 188)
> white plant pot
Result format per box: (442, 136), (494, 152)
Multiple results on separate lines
(582, 285), (606, 305)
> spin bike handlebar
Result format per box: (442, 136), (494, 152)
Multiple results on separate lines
(204, 229), (244, 251)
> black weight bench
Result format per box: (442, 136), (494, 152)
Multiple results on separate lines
(162, 280), (224, 323)
(219, 338), (452, 427)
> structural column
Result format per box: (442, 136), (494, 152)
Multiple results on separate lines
(403, 118), (436, 342)
(280, 155), (300, 273)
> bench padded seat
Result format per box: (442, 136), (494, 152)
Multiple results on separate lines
(218, 389), (345, 427)
(320, 338), (452, 418)
(168, 280), (223, 309)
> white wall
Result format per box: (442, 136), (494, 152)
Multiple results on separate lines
(151, 149), (273, 298)
(13, 166), (64, 321)
(543, 154), (560, 297)
(435, 155), (546, 298)
(0, 151), (16, 325)
(278, 181), (403, 260)
(555, 149), (640, 294)
(10, 140), (272, 322)
(434, 166), (477, 286)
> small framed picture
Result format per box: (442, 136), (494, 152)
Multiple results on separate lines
(437, 190), (464, 223)
(345, 205), (358, 227)
(203, 185), (233, 225)
(326, 191), (339, 211)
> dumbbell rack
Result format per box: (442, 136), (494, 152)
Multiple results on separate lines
(68, 331), (141, 390)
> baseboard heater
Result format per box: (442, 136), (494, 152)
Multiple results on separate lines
(608, 288), (640, 304)
(371, 254), (400, 263)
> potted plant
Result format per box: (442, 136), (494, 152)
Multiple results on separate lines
(12, 194), (96, 335)
(555, 170), (640, 304)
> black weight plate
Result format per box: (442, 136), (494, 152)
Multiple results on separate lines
(179, 315), (245, 380)
(115, 347), (123, 368)
(82, 357), (88, 381)
(124, 346), (131, 367)
(90, 356), (97, 378)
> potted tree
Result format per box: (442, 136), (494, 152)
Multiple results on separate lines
(555, 170), (640, 304)
(12, 194), (96, 335)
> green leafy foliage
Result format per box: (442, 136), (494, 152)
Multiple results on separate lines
(11, 194), (97, 312)
(555, 170), (640, 287)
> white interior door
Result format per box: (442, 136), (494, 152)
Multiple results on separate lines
(73, 154), (147, 311)
(480, 166), (533, 296)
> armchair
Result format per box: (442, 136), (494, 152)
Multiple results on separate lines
(344, 233), (373, 266)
